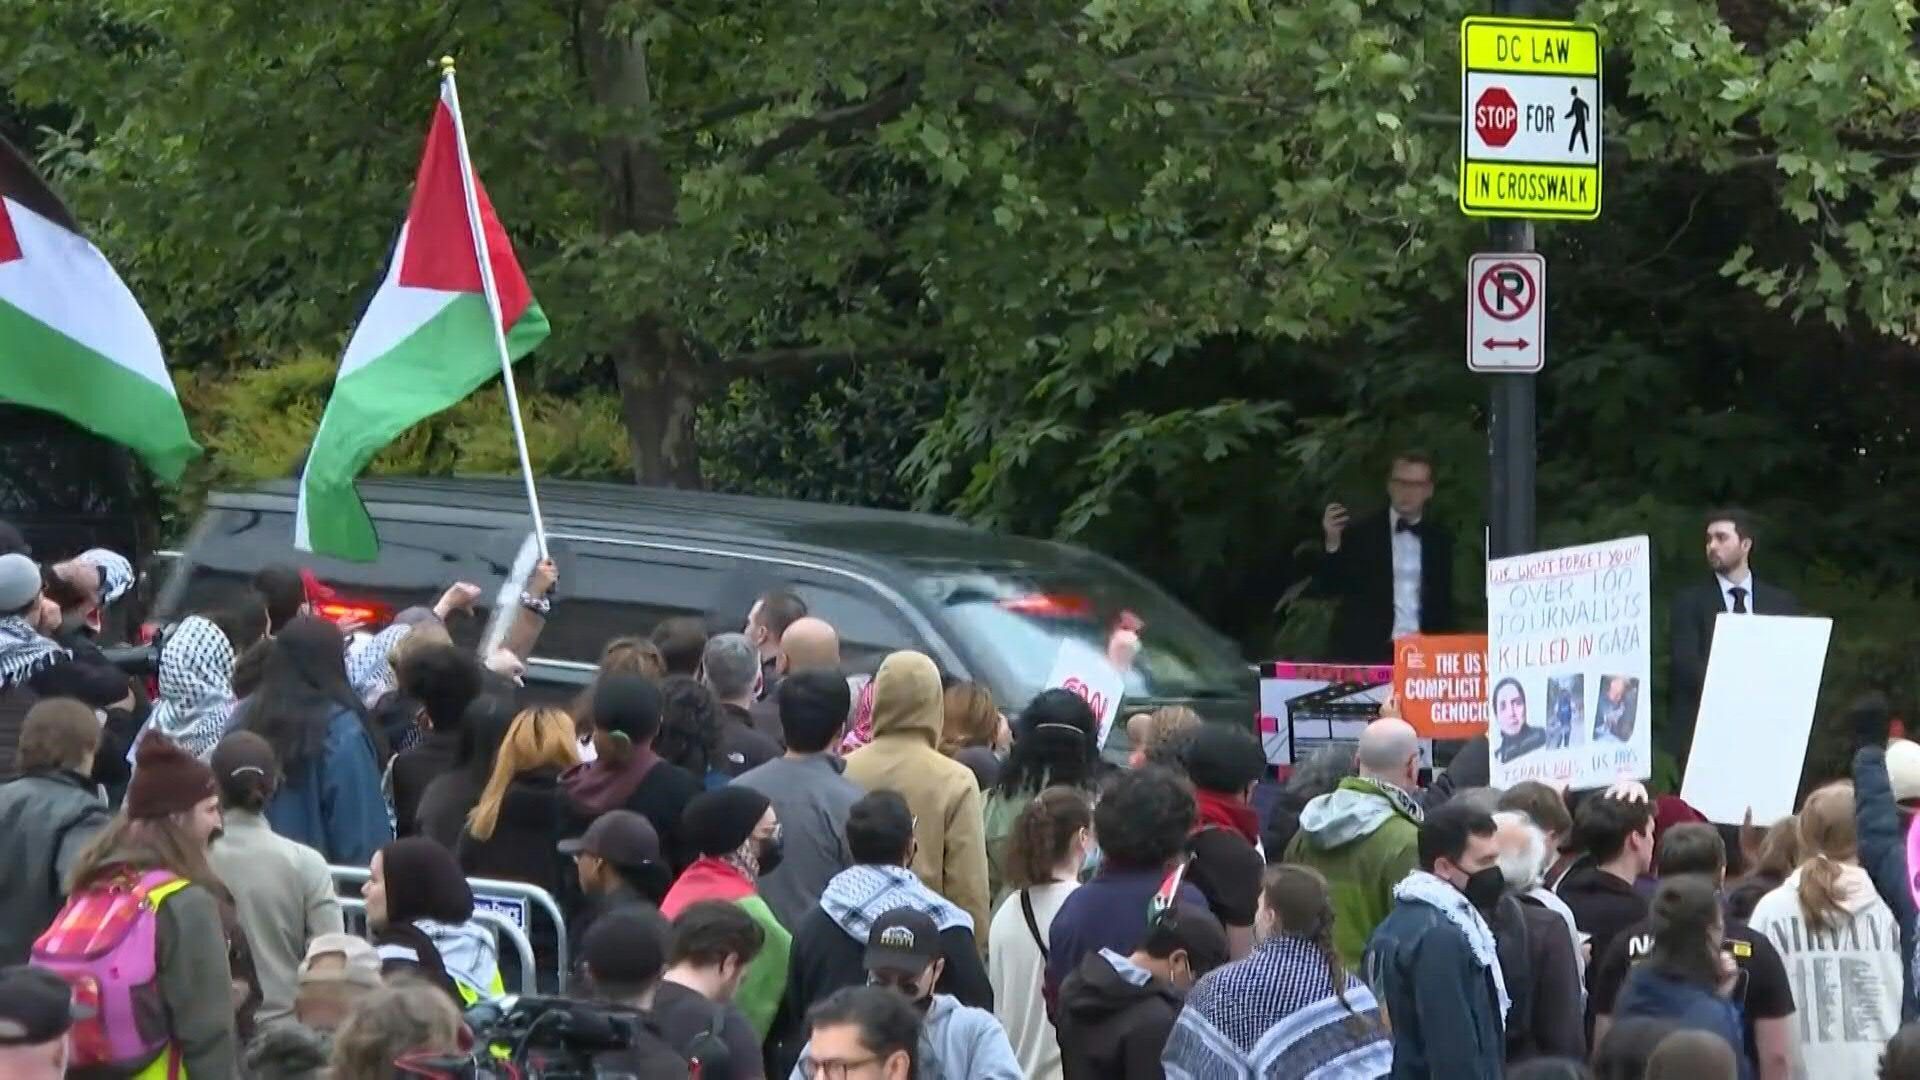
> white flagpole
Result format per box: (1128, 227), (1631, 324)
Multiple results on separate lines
(438, 56), (549, 560)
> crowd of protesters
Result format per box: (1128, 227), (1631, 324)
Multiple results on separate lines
(4, 525), (1920, 1080)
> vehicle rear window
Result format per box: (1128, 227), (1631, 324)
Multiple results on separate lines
(533, 542), (731, 663)
(912, 562), (1247, 705)
(155, 508), (519, 650)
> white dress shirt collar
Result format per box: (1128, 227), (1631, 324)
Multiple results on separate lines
(1716, 572), (1754, 613)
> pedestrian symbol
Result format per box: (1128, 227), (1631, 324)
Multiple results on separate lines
(1458, 17), (1602, 220)
(1567, 86), (1590, 155)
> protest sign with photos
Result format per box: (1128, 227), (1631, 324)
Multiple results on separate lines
(1486, 535), (1652, 789)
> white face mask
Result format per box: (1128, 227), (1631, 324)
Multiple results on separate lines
(1080, 836), (1103, 878)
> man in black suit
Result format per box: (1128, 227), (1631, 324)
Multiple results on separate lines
(1668, 509), (1799, 758)
(1309, 452), (1457, 663)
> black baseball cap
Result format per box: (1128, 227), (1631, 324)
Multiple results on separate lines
(580, 906), (671, 987)
(863, 909), (942, 977)
(558, 809), (662, 868)
(0, 966), (90, 1046)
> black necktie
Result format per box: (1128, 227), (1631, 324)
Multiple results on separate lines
(1729, 586), (1748, 614)
(1395, 518), (1417, 534)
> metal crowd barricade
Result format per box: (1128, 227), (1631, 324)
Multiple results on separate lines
(330, 865), (569, 993)
(338, 897), (539, 997)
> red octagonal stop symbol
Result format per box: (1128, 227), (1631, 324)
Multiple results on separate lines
(1474, 86), (1518, 148)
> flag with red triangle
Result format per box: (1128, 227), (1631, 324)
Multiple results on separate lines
(0, 138), (200, 481)
(296, 76), (549, 561)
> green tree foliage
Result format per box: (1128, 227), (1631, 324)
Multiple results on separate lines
(10, 0), (1920, 782)
(172, 354), (631, 519)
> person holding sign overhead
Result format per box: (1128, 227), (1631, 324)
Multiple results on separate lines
(1669, 510), (1798, 758)
(1312, 451), (1458, 664)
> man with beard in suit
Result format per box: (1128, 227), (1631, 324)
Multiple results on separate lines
(1311, 452), (1458, 663)
(1669, 509), (1798, 762)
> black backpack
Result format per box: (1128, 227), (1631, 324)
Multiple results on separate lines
(683, 997), (733, 1080)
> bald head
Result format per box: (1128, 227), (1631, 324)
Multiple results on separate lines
(780, 617), (841, 673)
(1355, 717), (1419, 792)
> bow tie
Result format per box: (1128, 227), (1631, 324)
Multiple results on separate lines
(1395, 518), (1419, 534)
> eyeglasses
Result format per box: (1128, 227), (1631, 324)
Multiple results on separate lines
(801, 1054), (881, 1079)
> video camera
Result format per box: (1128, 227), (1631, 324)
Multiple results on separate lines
(389, 997), (653, 1080)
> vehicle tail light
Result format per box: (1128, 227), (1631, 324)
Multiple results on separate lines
(314, 600), (392, 629)
(998, 593), (1095, 618)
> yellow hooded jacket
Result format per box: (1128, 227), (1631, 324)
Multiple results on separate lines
(842, 652), (991, 932)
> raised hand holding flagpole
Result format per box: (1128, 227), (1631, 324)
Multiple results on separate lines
(439, 56), (548, 559)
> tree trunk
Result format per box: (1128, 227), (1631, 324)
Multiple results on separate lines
(582, 6), (702, 487)
(612, 321), (704, 487)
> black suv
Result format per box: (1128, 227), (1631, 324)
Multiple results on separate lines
(151, 478), (1255, 754)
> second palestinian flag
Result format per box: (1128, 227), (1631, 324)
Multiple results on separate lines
(0, 138), (200, 481)
(296, 76), (549, 561)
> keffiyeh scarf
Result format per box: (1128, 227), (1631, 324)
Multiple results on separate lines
(347, 623), (413, 706)
(1163, 935), (1392, 1080)
(1392, 869), (1511, 1023)
(1346, 774), (1425, 825)
(77, 549), (134, 607)
(0, 615), (66, 690)
(820, 863), (973, 939)
(142, 616), (237, 760)
(838, 675), (877, 754)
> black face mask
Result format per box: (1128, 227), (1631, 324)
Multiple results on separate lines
(1463, 866), (1506, 912)
(868, 974), (933, 1012)
(756, 836), (784, 876)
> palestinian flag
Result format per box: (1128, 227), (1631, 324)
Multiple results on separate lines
(295, 75), (549, 561)
(0, 138), (200, 481)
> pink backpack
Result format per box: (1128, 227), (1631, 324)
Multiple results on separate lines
(31, 868), (190, 1076)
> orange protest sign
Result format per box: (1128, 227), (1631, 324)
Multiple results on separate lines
(1393, 634), (1490, 738)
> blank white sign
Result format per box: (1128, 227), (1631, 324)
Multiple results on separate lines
(1680, 615), (1832, 825)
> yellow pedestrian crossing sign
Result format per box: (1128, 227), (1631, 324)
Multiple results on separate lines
(1459, 17), (1602, 220)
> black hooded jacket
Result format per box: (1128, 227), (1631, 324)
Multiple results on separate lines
(1056, 949), (1183, 1080)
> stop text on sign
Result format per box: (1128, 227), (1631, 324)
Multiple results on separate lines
(1459, 17), (1602, 220)
(1475, 87), (1518, 147)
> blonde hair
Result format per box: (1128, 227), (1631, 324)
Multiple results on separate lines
(388, 622), (452, 672)
(465, 707), (578, 841)
(328, 978), (463, 1079)
(570, 638), (666, 735)
(1795, 782), (1860, 934)
(1134, 705), (1201, 757)
(599, 637), (667, 680)
(941, 682), (1000, 754)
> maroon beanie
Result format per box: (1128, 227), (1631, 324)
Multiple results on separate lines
(126, 735), (219, 820)
(1652, 794), (1708, 848)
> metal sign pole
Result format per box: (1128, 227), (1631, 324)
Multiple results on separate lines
(1487, 0), (1536, 561)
